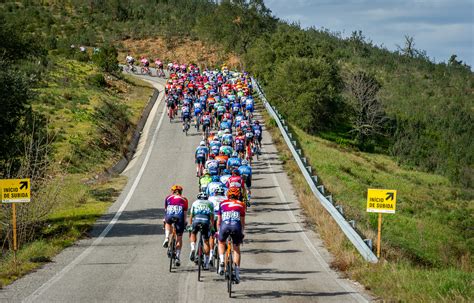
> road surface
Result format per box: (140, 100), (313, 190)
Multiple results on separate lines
(1, 75), (371, 302)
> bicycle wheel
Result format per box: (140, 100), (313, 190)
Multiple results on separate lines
(227, 247), (233, 297)
(169, 236), (175, 272)
(197, 230), (202, 281)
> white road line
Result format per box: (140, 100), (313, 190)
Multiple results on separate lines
(262, 148), (368, 303)
(23, 92), (167, 303)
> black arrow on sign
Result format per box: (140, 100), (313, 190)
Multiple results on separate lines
(386, 192), (394, 201)
(20, 181), (28, 190)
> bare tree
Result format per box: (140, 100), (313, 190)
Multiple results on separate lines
(346, 71), (388, 148)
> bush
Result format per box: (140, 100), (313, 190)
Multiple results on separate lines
(87, 73), (107, 88)
(92, 44), (120, 74)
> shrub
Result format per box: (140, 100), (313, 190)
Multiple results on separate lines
(87, 73), (107, 88)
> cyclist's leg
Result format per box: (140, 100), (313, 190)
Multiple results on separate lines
(189, 223), (197, 261)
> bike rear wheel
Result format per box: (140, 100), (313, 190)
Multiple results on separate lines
(227, 248), (233, 297)
(169, 237), (176, 272)
(197, 231), (203, 281)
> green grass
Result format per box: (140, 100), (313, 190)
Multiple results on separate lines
(259, 100), (473, 302)
(292, 126), (473, 269)
(0, 55), (153, 287)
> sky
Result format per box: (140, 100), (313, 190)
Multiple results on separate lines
(265, 0), (474, 67)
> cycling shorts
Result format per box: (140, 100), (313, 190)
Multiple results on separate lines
(194, 108), (202, 115)
(192, 221), (211, 240)
(218, 223), (244, 245)
(182, 114), (190, 122)
(196, 156), (206, 165)
(165, 214), (186, 236)
(242, 175), (251, 188)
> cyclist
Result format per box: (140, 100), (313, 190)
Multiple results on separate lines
(182, 103), (191, 132)
(220, 169), (232, 185)
(202, 111), (212, 136)
(188, 192), (214, 270)
(239, 159), (252, 204)
(252, 120), (263, 150)
(140, 56), (150, 73)
(215, 151), (229, 174)
(226, 169), (245, 201)
(206, 175), (225, 197)
(163, 185), (189, 267)
(205, 154), (219, 176)
(155, 58), (164, 76)
(234, 131), (245, 158)
(199, 169), (212, 193)
(125, 54), (135, 69)
(227, 151), (241, 170)
(195, 141), (209, 177)
(217, 188), (246, 284)
(208, 187), (226, 266)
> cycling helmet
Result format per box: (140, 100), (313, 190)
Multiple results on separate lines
(232, 169), (240, 176)
(255, 120), (260, 125)
(241, 159), (248, 165)
(231, 151), (238, 157)
(202, 169), (209, 175)
(199, 140), (206, 146)
(224, 129), (230, 134)
(211, 175), (220, 182)
(209, 153), (215, 159)
(215, 187), (225, 195)
(171, 184), (183, 194)
(197, 192), (208, 200)
(227, 188), (240, 199)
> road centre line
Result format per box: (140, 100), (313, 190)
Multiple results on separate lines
(23, 89), (167, 303)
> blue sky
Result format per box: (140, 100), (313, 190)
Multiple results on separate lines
(265, 0), (474, 66)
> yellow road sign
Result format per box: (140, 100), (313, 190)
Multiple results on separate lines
(0, 178), (31, 203)
(367, 188), (396, 214)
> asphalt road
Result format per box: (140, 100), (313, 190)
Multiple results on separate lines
(1, 75), (371, 302)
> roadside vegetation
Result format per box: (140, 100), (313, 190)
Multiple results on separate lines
(0, 1), (472, 300)
(0, 9), (153, 286)
(260, 104), (473, 302)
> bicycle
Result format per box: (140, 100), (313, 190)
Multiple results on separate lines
(224, 233), (235, 298)
(195, 112), (201, 131)
(183, 117), (190, 136)
(141, 66), (152, 76)
(168, 106), (175, 122)
(246, 144), (253, 165)
(194, 223), (206, 282)
(167, 219), (178, 272)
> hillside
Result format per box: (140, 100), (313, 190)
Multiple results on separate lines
(0, 0), (472, 301)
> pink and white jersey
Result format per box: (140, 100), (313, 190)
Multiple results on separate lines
(219, 199), (245, 225)
(165, 194), (188, 216)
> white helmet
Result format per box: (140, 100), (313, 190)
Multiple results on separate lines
(200, 140), (205, 146)
(241, 159), (248, 165)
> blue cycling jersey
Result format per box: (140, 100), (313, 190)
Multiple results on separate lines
(227, 157), (241, 168)
(238, 165), (252, 177)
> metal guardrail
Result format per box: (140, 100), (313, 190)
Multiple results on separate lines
(252, 77), (378, 263)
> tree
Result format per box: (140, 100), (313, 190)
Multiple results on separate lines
(267, 57), (344, 133)
(346, 71), (388, 150)
(92, 43), (120, 74)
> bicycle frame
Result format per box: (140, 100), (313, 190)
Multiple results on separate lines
(168, 222), (177, 272)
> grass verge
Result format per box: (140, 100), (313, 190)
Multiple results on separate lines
(259, 102), (473, 302)
(0, 56), (154, 287)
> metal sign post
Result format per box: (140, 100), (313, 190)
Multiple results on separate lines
(367, 188), (397, 258)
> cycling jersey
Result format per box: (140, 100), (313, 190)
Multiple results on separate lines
(219, 145), (233, 157)
(209, 195), (226, 217)
(227, 157), (242, 169)
(205, 160), (219, 176)
(195, 146), (208, 164)
(215, 155), (229, 169)
(218, 199), (245, 244)
(190, 199), (213, 225)
(220, 120), (231, 130)
(199, 175), (212, 192)
(206, 181), (225, 197)
(234, 136), (245, 152)
(164, 194), (189, 235)
(222, 134), (233, 145)
(226, 176), (244, 190)
(253, 125), (262, 139)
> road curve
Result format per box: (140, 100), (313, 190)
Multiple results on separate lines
(0, 75), (371, 302)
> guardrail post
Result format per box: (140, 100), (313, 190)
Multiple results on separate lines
(292, 140), (297, 146)
(297, 149), (302, 156)
(287, 131), (292, 137)
(349, 220), (356, 228)
(335, 205), (344, 216)
(326, 195), (333, 203)
(317, 185), (325, 194)
(302, 157), (307, 165)
(312, 175), (318, 184)
(364, 239), (373, 250)
(306, 166), (312, 174)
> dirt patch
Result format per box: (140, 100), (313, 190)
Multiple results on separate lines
(118, 37), (242, 69)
